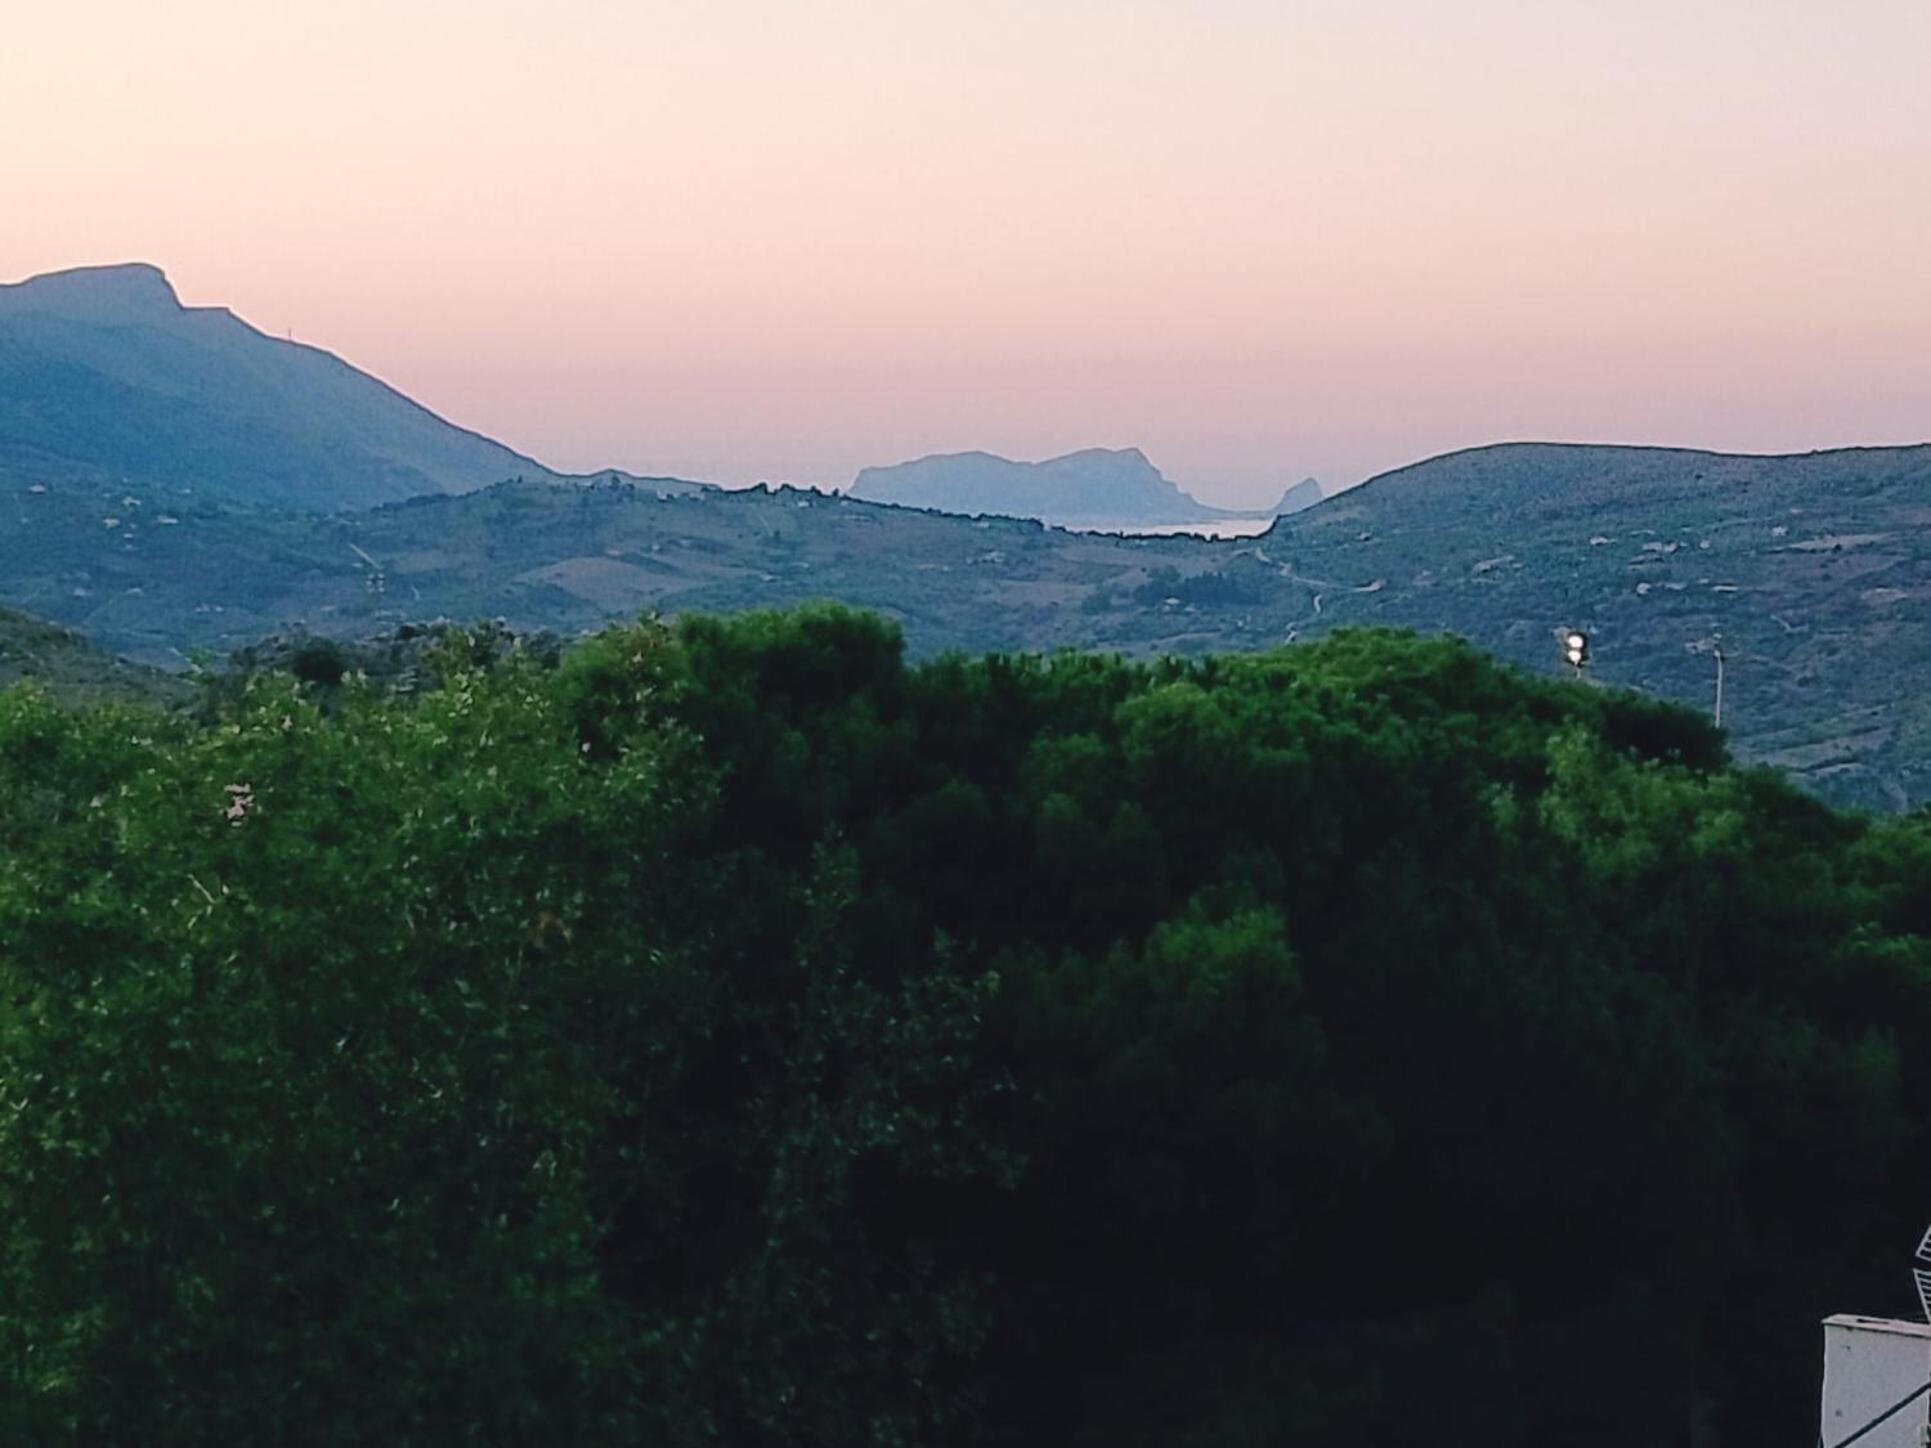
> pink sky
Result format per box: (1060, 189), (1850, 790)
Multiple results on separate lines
(5, 0), (1929, 506)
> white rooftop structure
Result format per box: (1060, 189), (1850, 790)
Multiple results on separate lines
(1819, 1315), (1931, 1448)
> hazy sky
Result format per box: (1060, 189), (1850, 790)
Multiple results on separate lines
(5, 0), (1929, 505)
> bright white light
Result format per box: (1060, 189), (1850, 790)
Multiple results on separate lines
(1565, 632), (1586, 651)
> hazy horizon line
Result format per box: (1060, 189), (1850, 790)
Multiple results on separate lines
(9, 257), (1929, 511)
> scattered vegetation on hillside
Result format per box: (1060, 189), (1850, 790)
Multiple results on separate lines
(0, 606), (186, 702)
(0, 607), (1926, 1443)
(15, 440), (1931, 810)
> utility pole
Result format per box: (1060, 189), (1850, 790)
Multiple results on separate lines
(1688, 636), (1725, 728)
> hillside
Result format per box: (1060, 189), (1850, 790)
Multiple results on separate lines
(0, 472), (1188, 664)
(0, 606), (184, 701)
(1263, 442), (1931, 809)
(849, 447), (1247, 528)
(0, 262), (564, 510)
(8, 439), (1931, 808)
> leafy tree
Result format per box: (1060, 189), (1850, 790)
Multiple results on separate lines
(1, 608), (1928, 1444)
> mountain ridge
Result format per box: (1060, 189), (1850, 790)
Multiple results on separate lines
(1, 262), (578, 511)
(1297, 438), (1931, 511)
(1, 261), (187, 318)
(12, 264), (1931, 808)
(849, 445), (1255, 527)
(15, 436), (1931, 808)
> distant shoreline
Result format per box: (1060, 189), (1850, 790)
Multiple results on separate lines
(1068, 517), (1277, 539)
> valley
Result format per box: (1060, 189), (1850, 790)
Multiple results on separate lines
(6, 263), (1931, 810)
(7, 441), (1931, 809)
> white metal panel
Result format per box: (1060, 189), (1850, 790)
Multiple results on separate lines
(1821, 1315), (1931, 1448)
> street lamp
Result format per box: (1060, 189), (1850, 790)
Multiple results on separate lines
(1686, 636), (1726, 727)
(1560, 629), (1589, 678)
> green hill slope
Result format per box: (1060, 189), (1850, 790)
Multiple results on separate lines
(7, 431), (1931, 807)
(0, 606), (183, 701)
(1264, 441), (1931, 807)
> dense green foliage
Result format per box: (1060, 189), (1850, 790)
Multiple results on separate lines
(2, 606), (1928, 1443)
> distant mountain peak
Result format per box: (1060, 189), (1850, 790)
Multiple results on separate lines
(2, 261), (182, 315)
(849, 446), (1235, 527)
(0, 262), (567, 510)
(892, 445), (1155, 474)
(1272, 477), (1323, 515)
(0, 262), (711, 512)
(1062, 444), (1153, 465)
